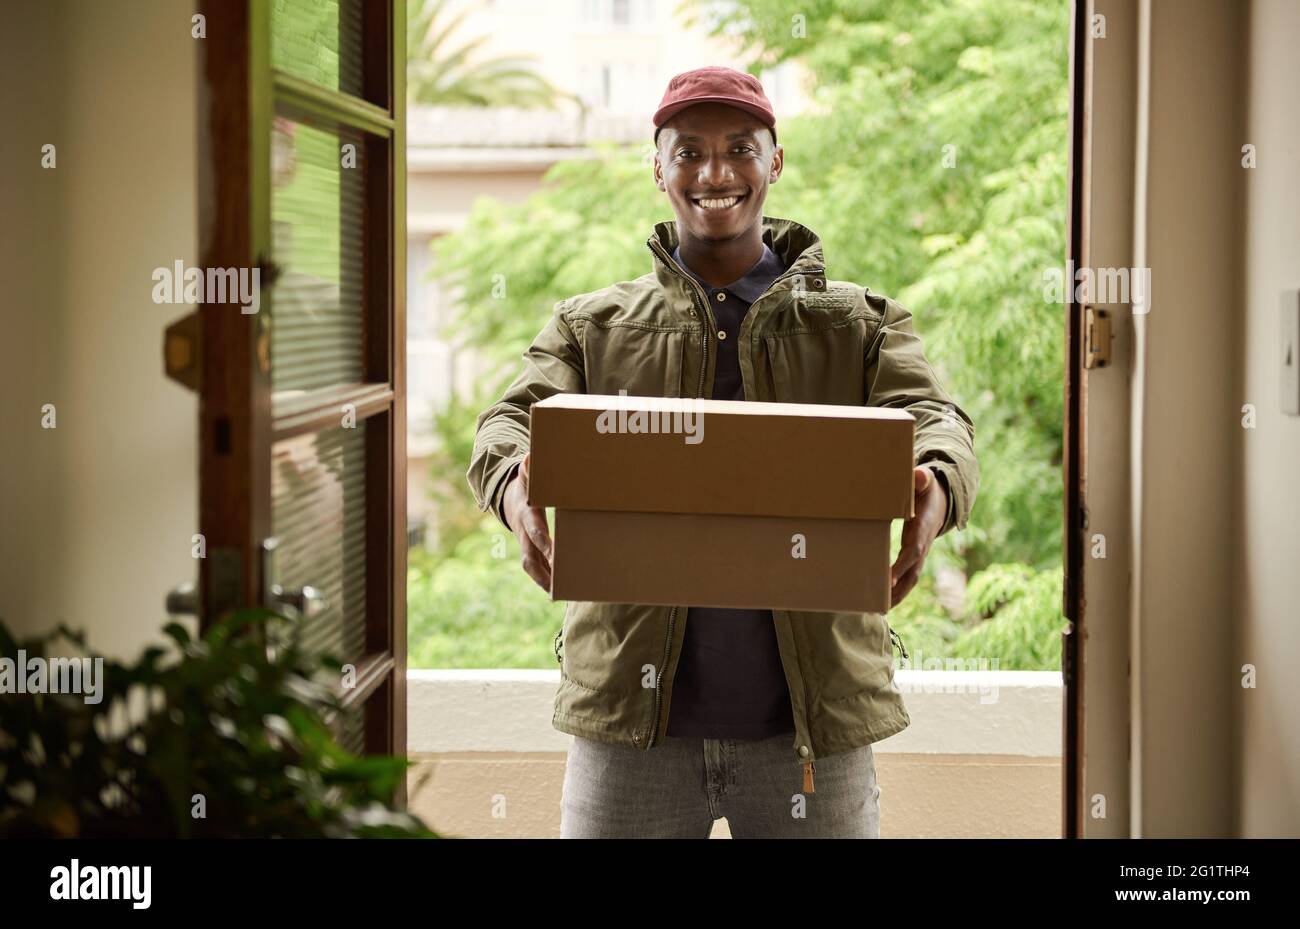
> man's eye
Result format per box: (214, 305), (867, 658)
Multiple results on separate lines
(734, 145), (755, 154)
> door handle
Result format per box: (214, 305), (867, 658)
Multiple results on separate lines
(165, 580), (199, 616)
(261, 537), (328, 620)
(165, 546), (330, 620)
(269, 583), (327, 620)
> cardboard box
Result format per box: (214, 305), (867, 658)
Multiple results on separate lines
(528, 393), (916, 613)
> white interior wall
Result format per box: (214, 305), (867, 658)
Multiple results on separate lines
(1129, 0), (1242, 838)
(1237, 0), (1300, 837)
(0, 0), (199, 661)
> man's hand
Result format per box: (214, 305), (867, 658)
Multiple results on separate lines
(502, 452), (553, 593)
(890, 465), (948, 607)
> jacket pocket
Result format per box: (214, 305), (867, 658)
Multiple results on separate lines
(584, 325), (686, 399)
(560, 600), (663, 697)
(794, 611), (895, 705)
(764, 323), (868, 406)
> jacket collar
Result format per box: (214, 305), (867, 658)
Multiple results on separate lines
(670, 242), (786, 304)
(648, 215), (828, 298)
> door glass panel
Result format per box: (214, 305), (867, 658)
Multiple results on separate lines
(271, 423), (368, 669)
(337, 701), (367, 755)
(271, 117), (368, 402)
(271, 0), (366, 98)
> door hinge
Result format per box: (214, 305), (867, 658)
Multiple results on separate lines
(1084, 305), (1112, 369)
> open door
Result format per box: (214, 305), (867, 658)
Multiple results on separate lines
(182, 0), (407, 786)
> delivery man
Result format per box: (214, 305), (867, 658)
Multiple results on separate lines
(467, 66), (979, 838)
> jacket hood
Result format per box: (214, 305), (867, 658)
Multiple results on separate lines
(648, 215), (828, 293)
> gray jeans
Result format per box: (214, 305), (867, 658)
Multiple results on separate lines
(560, 730), (881, 838)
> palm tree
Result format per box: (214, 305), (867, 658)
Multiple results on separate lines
(407, 0), (570, 108)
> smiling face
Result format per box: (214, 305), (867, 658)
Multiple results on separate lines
(654, 102), (782, 246)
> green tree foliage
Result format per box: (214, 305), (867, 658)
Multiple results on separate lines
(416, 0), (1069, 669)
(953, 564), (1067, 670)
(408, 522), (565, 669)
(684, 0), (1070, 572)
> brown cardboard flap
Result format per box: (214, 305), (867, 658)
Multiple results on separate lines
(529, 393), (915, 520)
(551, 509), (894, 613)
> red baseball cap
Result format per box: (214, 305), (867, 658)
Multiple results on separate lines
(653, 66), (777, 143)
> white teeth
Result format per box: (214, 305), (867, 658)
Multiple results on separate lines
(696, 195), (741, 209)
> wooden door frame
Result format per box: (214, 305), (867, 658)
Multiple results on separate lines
(1063, 0), (1093, 839)
(1062, 0), (1085, 839)
(196, 0), (407, 796)
(197, 0), (272, 621)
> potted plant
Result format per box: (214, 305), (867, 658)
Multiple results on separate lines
(0, 610), (437, 838)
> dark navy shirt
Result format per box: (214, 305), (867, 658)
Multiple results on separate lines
(664, 242), (796, 740)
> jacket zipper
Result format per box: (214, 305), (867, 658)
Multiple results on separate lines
(646, 240), (712, 398)
(643, 241), (713, 749)
(647, 605), (678, 746)
(781, 609), (818, 793)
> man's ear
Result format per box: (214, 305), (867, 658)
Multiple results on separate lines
(653, 152), (666, 192)
(769, 144), (784, 184)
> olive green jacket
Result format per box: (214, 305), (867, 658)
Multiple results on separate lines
(467, 216), (978, 777)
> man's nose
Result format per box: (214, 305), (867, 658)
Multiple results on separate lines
(697, 152), (735, 188)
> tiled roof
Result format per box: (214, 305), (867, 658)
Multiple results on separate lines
(408, 104), (650, 148)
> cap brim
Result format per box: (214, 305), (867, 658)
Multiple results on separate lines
(653, 96), (775, 132)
